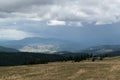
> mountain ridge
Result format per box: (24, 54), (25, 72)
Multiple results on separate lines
(0, 46), (19, 52)
(82, 45), (120, 54)
(0, 37), (82, 53)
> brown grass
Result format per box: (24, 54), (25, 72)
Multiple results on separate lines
(0, 57), (120, 80)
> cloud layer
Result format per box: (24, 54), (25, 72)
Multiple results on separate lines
(0, 0), (120, 25)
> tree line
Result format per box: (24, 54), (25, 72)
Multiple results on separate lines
(1, 51), (119, 66)
(0, 52), (93, 66)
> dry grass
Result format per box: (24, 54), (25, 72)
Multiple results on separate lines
(0, 57), (120, 80)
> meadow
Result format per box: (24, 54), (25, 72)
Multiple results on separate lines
(0, 57), (120, 80)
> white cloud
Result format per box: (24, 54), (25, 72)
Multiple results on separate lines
(0, 29), (33, 40)
(47, 20), (66, 26)
(68, 22), (83, 27)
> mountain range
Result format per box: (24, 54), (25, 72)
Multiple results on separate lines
(0, 37), (81, 53)
(82, 45), (120, 55)
(1, 37), (120, 54)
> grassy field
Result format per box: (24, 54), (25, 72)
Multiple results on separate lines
(0, 57), (120, 80)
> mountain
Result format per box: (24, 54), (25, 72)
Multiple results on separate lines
(82, 45), (120, 55)
(0, 37), (81, 53)
(0, 46), (19, 52)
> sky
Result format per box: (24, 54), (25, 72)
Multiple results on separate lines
(0, 0), (120, 46)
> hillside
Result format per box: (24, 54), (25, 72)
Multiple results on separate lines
(0, 52), (64, 66)
(0, 46), (18, 52)
(0, 56), (119, 80)
(0, 51), (92, 66)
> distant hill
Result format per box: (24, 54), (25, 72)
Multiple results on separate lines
(0, 46), (19, 52)
(82, 45), (120, 55)
(0, 37), (81, 53)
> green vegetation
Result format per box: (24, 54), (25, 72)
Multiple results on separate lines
(0, 52), (92, 66)
(0, 50), (120, 66)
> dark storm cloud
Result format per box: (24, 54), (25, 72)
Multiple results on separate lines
(0, 0), (55, 19)
(0, 0), (54, 12)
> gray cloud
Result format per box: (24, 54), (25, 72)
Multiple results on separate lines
(0, 0), (53, 12)
(0, 0), (120, 25)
